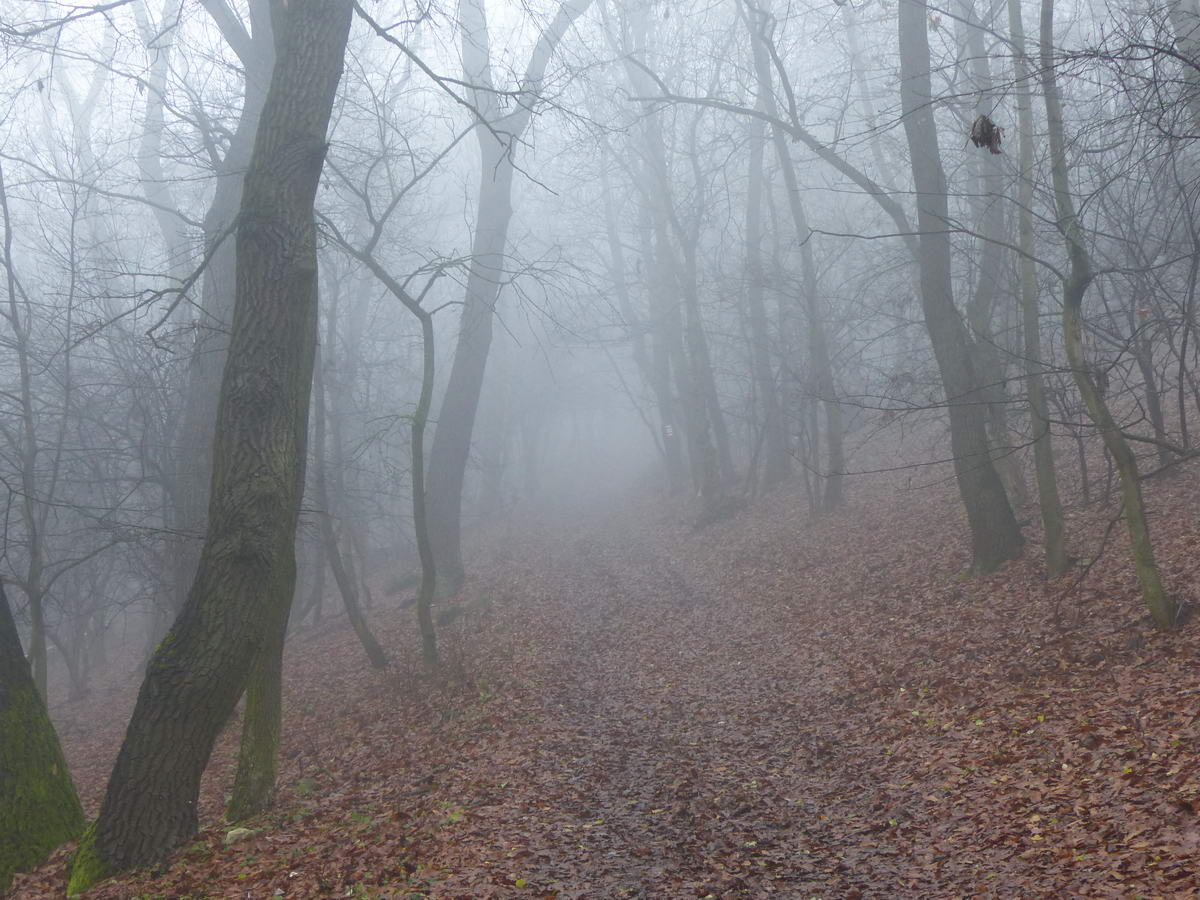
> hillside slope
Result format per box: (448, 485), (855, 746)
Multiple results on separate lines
(15, 466), (1200, 898)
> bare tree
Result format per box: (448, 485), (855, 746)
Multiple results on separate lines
(68, 0), (353, 884)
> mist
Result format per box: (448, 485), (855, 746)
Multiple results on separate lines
(3, 0), (1200, 896)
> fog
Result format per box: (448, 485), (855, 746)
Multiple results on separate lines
(3, 0), (1200, 894)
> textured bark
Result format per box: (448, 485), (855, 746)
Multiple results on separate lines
(225, 579), (288, 822)
(0, 582), (84, 895)
(168, 0), (275, 623)
(898, 0), (1023, 573)
(67, 1), (351, 889)
(1040, 0), (1172, 626)
(1008, 0), (1068, 576)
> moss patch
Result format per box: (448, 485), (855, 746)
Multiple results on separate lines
(65, 821), (111, 897)
(0, 681), (85, 894)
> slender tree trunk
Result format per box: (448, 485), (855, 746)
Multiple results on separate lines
(898, 0), (1023, 573)
(617, 1), (725, 512)
(425, 0), (593, 593)
(958, 0), (1029, 509)
(313, 344), (388, 669)
(743, 1), (843, 506)
(67, 2), (351, 888)
(600, 150), (686, 491)
(1040, 0), (1172, 626)
(743, 111), (790, 488)
(1008, 0), (1069, 576)
(0, 582), (85, 895)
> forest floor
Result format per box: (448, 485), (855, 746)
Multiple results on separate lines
(14, 460), (1200, 898)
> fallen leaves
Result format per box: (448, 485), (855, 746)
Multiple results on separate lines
(12, 459), (1200, 897)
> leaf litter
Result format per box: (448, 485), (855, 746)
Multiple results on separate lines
(12, 462), (1200, 898)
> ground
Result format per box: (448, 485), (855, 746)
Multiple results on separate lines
(12, 463), (1200, 898)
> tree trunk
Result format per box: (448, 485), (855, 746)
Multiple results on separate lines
(313, 344), (388, 670)
(425, 0), (593, 593)
(743, 1), (843, 507)
(600, 148), (686, 491)
(898, 0), (1023, 573)
(67, 1), (351, 888)
(1040, 0), (1172, 627)
(743, 111), (790, 488)
(0, 581), (84, 895)
(1008, 0), (1069, 576)
(958, 0), (1028, 510)
(168, 0), (275, 624)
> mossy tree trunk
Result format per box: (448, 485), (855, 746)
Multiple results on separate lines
(1040, 0), (1172, 627)
(66, 1), (352, 891)
(0, 581), (84, 895)
(897, 0), (1024, 573)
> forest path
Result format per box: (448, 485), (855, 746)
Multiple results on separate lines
(24, 479), (1200, 899)
(415, 481), (1200, 899)
(425, 506), (902, 898)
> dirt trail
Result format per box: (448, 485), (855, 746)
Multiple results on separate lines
(417, 487), (1200, 898)
(422, 510), (903, 898)
(17, 477), (1200, 898)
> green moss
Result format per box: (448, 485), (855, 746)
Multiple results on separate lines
(65, 822), (112, 897)
(0, 682), (85, 894)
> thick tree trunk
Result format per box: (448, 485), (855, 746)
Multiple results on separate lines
(898, 0), (1023, 573)
(225, 582), (288, 822)
(168, 0), (275, 623)
(0, 582), (84, 895)
(67, 1), (351, 889)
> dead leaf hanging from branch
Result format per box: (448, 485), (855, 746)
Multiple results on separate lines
(970, 114), (1003, 154)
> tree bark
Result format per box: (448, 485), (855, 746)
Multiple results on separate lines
(0, 581), (84, 895)
(168, 0), (275, 625)
(425, 0), (593, 593)
(67, 0), (351, 888)
(1008, 0), (1069, 576)
(898, 0), (1024, 573)
(1040, 0), (1172, 626)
